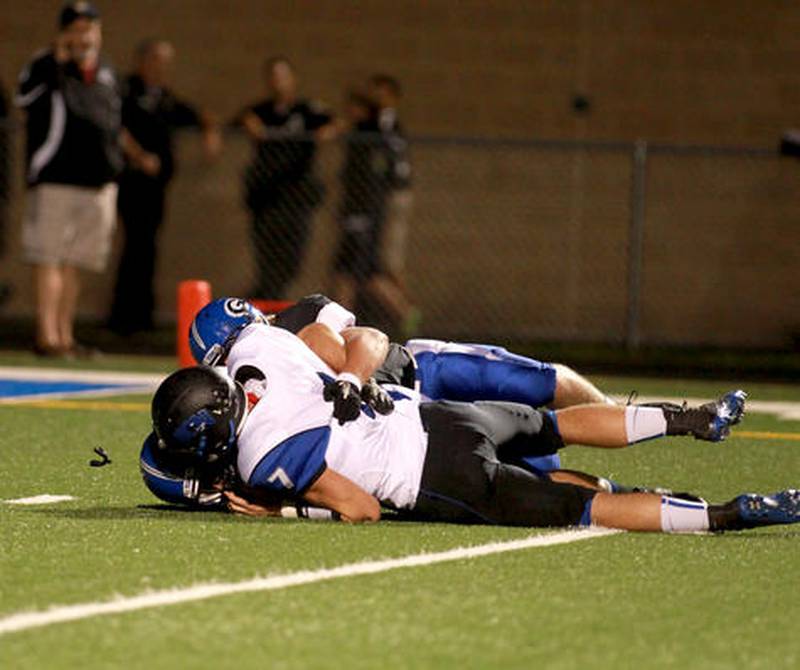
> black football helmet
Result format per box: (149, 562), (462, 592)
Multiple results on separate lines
(151, 366), (247, 475)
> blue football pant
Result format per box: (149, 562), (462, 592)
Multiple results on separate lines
(406, 339), (561, 472)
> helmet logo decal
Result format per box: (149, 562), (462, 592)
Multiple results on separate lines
(223, 298), (250, 318)
(173, 409), (217, 459)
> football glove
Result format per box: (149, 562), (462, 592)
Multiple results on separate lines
(323, 376), (363, 425)
(360, 378), (395, 416)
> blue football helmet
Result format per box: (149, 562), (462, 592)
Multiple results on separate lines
(139, 431), (228, 508)
(189, 297), (267, 365)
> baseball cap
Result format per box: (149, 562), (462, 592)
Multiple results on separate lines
(59, 2), (101, 28)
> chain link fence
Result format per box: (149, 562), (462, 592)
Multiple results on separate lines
(0, 123), (798, 349)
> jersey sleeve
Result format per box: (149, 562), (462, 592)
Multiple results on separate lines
(15, 52), (59, 109)
(247, 426), (330, 495)
(272, 294), (356, 334)
(139, 432), (225, 508)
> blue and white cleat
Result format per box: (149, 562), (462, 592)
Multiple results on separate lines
(736, 489), (800, 528)
(706, 389), (747, 441)
(658, 389), (747, 442)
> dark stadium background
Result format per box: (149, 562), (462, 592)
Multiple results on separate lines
(1, 1), (798, 378)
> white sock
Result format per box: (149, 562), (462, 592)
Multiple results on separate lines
(660, 496), (710, 533)
(624, 406), (667, 444)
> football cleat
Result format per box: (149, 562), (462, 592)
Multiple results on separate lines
(735, 489), (800, 528)
(648, 389), (747, 442)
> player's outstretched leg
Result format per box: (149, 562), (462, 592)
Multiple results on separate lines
(551, 363), (614, 408)
(590, 488), (800, 532)
(639, 390), (747, 442)
(406, 340), (613, 409)
(554, 390), (747, 448)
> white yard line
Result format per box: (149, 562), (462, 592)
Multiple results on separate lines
(0, 527), (619, 636)
(2, 495), (75, 505)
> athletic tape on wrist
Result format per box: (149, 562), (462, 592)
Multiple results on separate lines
(337, 372), (362, 391)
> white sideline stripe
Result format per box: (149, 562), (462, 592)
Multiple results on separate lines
(0, 366), (164, 385)
(0, 385), (155, 405)
(2, 494), (75, 505)
(0, 528), (619, 636)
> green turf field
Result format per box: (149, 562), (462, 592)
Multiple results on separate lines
(1, 363), (799, 669)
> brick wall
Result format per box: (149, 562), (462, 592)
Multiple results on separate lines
(1, 1), (798, 347)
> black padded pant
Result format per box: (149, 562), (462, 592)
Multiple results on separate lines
(412, 401), (596, 527)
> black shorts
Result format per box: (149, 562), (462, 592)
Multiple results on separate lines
(333, 213), (383, 281)
(412, 401), (596, 527)
(373, 343), (417, 389)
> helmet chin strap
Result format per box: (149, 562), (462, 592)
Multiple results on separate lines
(235, 383), (250, 435)
(203, 343), (225, 366)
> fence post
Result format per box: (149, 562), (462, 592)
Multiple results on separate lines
(626, 139), (648, 349)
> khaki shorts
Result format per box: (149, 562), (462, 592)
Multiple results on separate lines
(23, 182), (118, 272)
(382, 189), (414, 278)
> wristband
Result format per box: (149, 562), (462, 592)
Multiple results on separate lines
(336, 372), (362, 391)
(281, 505), (340, 521)
(301, 507), (340, 521)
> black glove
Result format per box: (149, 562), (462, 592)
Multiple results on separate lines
(323, 377), (363, 425)
(360, 378), (395, 416)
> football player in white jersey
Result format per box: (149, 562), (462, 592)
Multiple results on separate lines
(147, 324), (800, 533)
(141, 297), (748, 511)
(192, 294), (611, 410)
(182, 295), (607, 477)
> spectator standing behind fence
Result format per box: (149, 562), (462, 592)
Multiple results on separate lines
(15, 2), (125, 357)
(236, 57), (335, 299)
(331, 90), (417, 335)
(369, 74), (413, 291)
(108, 39), (221, 335)
(0, 79), (10, 307)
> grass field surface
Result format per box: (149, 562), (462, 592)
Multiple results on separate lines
(1, 359), (798, 669)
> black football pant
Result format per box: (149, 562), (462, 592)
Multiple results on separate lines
(412, 401), (597, 527)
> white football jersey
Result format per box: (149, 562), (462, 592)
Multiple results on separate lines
(228, 323), (429, 509)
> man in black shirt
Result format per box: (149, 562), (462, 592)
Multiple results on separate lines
(0, 79), (10, 307)
(108, 39), (221, 335)
(16, 2), (123, 356)
(331, 90), (416, 335)
(237, 56), (335, 299)
(369, 74), (413, 288)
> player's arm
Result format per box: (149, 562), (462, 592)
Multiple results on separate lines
(239, 110), (268, 141)
(298, 323), (388, 383)
(273, 293), (356, 335)
(302, 468), (381, 523)
(299, 323), (394, 423)
(228, 467), (379, 523)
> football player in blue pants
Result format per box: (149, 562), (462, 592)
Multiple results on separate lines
(141, 297), (748, 513)
(189, 295), (611, 472)
(240, 293), (611, 409)
(144, 341), (799, 533)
